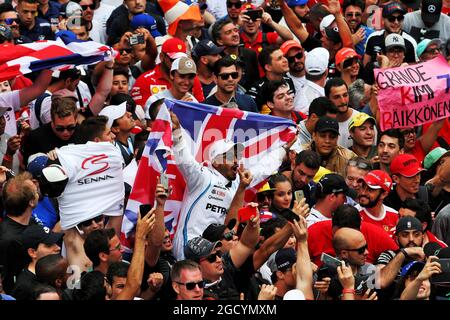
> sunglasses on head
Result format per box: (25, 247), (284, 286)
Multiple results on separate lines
(286, 51), (304, 64)
(54, 124), (77, 132)
(386, 15), (404, 23)
(342, 56), (359, 69)
(218, 72), (239, 80)
(175, 280), (206, 290)
(4, 18), (20, 25)
(345, 244), (367, 255)
(202, 251), (222, 263)
(81, 4), (96, 10)
(77, 215), (104, 228)
(348, 160), (371, 170)
(227, 1), (242, 9)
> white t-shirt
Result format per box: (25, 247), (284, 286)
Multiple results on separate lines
(338, 108), (360, 149)
(89, 19), (107, 45)
(303, 80), (325, 109)
(306, 207), (331, 227)
(403, 11), (450, 43)
(93, 2), (116, 35)
(0, 90), (21, 137)
(56, 142), (125, 230)
(288, 74), (308, 114)
(206, 0), (228, 19)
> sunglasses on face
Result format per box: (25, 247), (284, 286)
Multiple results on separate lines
(175, 280), (206, 290)
(345, 244), (368, 255)
(386, 15), (404, 23)
(218, 72), (239, 80)
(81, 4), (96, 10)
(109, 242), (122, 252)
(256, 192), (272, 202)
(345, 12), (361, 18)
(202, 251), (222, 263)
(77, 215), (104, 228)
(223, 230), (236, 241)
(342, 57), (359, 69)
(424, 47), (441, 55)
(54, 124), (77, 132)
(400, 128), (416, 135)
(4, 18), (20, 25)
(286, 51), (304, 64)
(120, 48), (133, 54)
(227, 1), (242, 9)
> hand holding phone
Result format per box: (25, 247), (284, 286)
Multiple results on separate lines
(321, 253), (342, 271)
(139, 204), (153, 218)
(279, 208), (300, 223)
(160, 173), (169, 191)
(294, 190), (305, 204)
(245, 9), (263, 21)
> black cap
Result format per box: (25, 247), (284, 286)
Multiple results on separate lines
(21, 224), (64, 250)
(192, 40), (224, 58)
(424, 242), (442, 257)
(324, 25), (341, 44)
(395, 216), (423, 235)
(314, 117), (340, 135)
(184, 236), (222, 261)
(317, 173), (350, 196)
(382, 2), (407, 17)
(202, 219), (237, 242)
(268, 248), (296, 273)
(421, 0), (442, 25)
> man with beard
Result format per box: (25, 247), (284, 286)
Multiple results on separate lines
(343, 0), (374, 56)
(325, 77), (360, 149)
(225, 0), (242, 25)
(348, 113), (377, 160)
(356, 170), (399, 237)
(192, 40), (223, 98)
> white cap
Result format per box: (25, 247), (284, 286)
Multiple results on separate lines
(305, 47), (329, 76)
(208, 139), (244, 161)
(42, 164), (68, 183)
(283, 289), (306, 300)
(99, 101), (127, 128)
(385, 33), (406, 50)
(319, 14), (335, 32)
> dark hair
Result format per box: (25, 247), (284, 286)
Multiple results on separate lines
(74, 271), (107, 301)
(332, 204), (361, 230)
(67, 16), (90, 31)
(110, 93), (136, 115)
(2, 172), (35, 217)
(112, 67), (130, 80)
(17, 0), (38, 4)
(308, 97), (338, 118)
(0, 3), (14, 14)
(171, 260), (201, 282)
(309, 3), (329, 19)
(268, 173), (292, 189)
(378, 128), (405, 149)
(294, 150), (321, 169)
(262, 79), (289, 104)
(213, 56), (238, 75)
(106, 261), (129, 285)
(211, 18), (234, 44)
(76, 116), (109, 143)
(35, 254), (67, 288)
(306, 72), (327, 82)
(343, 0), (365, 12)
(83, 229), (116, 267)
(258, 44), (281, 72)
(325, 77), (348, 98)
(400, 198), (432, 231)
(148, 98), (165, 121)
(33, 284), (59, 300)
(260, 217), (288, 239)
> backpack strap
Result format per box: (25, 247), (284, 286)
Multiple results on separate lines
(34, 92), (51, 127)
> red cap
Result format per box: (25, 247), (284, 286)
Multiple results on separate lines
(358, 170), (392, 192)
(241, 3), (256, 10)
(161, 38), (187, 59)
(280, 40), (303, 56)
(390, 154), (425, 177)
(335, 47), (361, 66)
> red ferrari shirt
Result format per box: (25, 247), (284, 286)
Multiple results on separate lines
(240, 31), (278, 77)
(358, 205), (399, 238)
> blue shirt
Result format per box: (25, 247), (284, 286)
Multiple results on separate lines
(38, 1), (61, 27)
(355, 25), (374, 57)
(20, 17), (54, 41)
(32, 197), (58, 229)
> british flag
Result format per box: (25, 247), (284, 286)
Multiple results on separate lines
(121, 99), (296, 251)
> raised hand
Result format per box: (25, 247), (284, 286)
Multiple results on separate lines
(417, 256), (442, 281)
(136, 207), (156, 241)
(258, 284), (277, 300)
(238, 163), (253, 188)
(292, 198), (310, 219)
(147, 272), (164, 293)
(291, 216), (308, 243)
(337, 261), (354, 290)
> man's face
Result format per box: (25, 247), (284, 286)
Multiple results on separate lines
(383, 14), (404, 34)
(17, 2), (38, 27)
(342, 240), (368, 267)
(285, 47), (305, 74)
(256, 192), (273, 212)
(70, 26), (89, 41)
(218, 23), (240, 47)
(227, 0), (242, 19)
(199, 249), (224, 280)
(278, 267), (296, 289)
(345, 166), (368, 192)
(242, 14), (261, 36)
(268, 49), (289, 74)
(357, 183), (383, 208)
(272, 181), (293, 210)
(51, 114), (77, 141)
(397, 230), (424, 248)
(111, 276), (127, 300)
(320, 32), (336, 52)
(115, 111), (135, 132)
(79, 215), (105, 235)
(203, 54), (221, 71)
(66, 77), (81, 91)
(108, 235), (124, 263)
(269, 84), (294, 114)
(331, 192), (347, 211)
(313, 131), (338, 156)
(377, 135), (400, 166)
(293, 4), (310, 21)
(111, 75), (129, 96)
(35, 243), (61, 260)
(328, 85), (349, 114)
(291, 162), (317, 190)
(171, 71), (195, 95)
(80, 0), (95, 21)
(0, 11), (20, 38)
(98, 126), (115, 143)
(178, 19), (196, 37)
(212, 149), (239, 181)
(124, 0), (145, 15)
(132, 43), (146, 61)
(420, 43), (442, 61)
(174, 268), (204, 300)
(350, 121), (375, 147)
(399, 127), (416, 150)
(344, 5), (362, 30)
(220, 228), (238, 253)
(162, 230), (173, 252)
(394, 173), (421, 195)
(405, 276), (431, 300)
(216, 65), (238, 94)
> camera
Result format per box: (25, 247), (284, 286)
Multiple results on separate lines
(129, 34), (145, 46)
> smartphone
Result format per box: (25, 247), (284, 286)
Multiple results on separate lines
(294, 190), (305, 203)
(139, 204), (153, 218)
(321, 253), (342, 271)
(316, 266), (329, 280)
(279, 208), (300, 223)
(246, 9), (263, 21)
(129, 33), (145, 45)
(432, 258), (450, 273)
(238, 206), (257, 223)
(160, 173), (169, 190)
(17, 120), (22, 134)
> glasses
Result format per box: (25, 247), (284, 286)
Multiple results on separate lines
(81, 4), (96, 10)
(286, 51), (304, 64)
(202, 251), (222, 263)
(227, 1), (242, 8)
(4, 18), (20, 25)
(344, 244), (368, 255)
(120, 48), (133, 54)
(424, 47), (441, 55)
(345, 12), (361, 17)
(256, 192), (272, 202)
(218, 72), (239, 80)
(77, 215), (104, 228)
(54, 124), (77, 132)
(342, 57), (359, 69)
(348, 160), (371, 170)
(223, 230), (236, 241)
(175, 280), (206, 290)
(386, 15), (404, 23)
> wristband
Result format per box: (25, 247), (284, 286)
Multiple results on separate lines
(105, 65), (114, 70)
(342, 289), (355, 294)
(400, 248), (409, 259)
(3, 154), (13, 162)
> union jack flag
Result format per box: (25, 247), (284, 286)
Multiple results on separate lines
(120, 99), (296, 251)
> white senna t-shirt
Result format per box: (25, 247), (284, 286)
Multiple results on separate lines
(56, 142), (125, 230)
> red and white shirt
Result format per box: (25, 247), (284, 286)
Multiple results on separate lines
(357, 204), (399, 238)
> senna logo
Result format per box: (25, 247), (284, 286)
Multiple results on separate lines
(81, 154), (110, 176)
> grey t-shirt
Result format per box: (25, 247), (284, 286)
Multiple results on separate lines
(403, 11), (450, 43)
(432, 204), (450, 246)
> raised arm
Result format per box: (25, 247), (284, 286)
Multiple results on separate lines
(400, 256), (441, 300)
(261, 11), (293, 43)
(292, 216), (314, 299)
(19, 70), (53, 106)
(88, 59), (114, 115)
(225, 165), (253, 226)
(135, 27), (157, 72)
(324, 0), (354, 49)
(417, 119), (445, 154)
(279, 0), (309, 43)
(229, 214), (260, 269)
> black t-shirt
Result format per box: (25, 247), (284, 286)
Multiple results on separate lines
(365, 30), (417, 64)
(247, 76), (296, 112)
(234, 47), (260, 92)
(140, 258), (175, 300)
(384, 185), (429, 211)
(11, 269), (40, 300)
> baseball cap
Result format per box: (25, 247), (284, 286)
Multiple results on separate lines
(400, 260), (425, 277)
(287, 0), (308, 6)
(357, 170), (393, 192)
(268, 248), (296, 273)
(314, 117), (339, 135)
(423, 147), (450, 169)
(0, 25), (12, 41)
(21, 224), (64, 250)
(27, 153), (49, 179)
(284, 289), (306, 300)
(382, 2), (406, 17)
(99, 101), (127, 128)
(60, 1), (82, 18)
(390, 154), (425, 177)
(335, 47), (361, 67)
(317, 173), (350, 196)
(319, 14), (335, 31)
(305, 48), (329, 76)
(192, 40), (224, 57)
(395, 216), (423, 234)
(208, 139), (244, 161)
(385, 33), (406, 50)
(348, 113), (376, 131)
(421, 0), (442, 25)
(161, 38), (187, 59)
(0, 106), (12, 117)
(184, 236), (222, 261)
(202, 219), (237, 242)
(424, 241), (443, 257)
(324, 25), (341, 44)
(130, 13), (162, 38)
(170, 56), (197, 74)
(280, 40), (302, 56)
(257, 182), (276, 193)
(416, 38), (442, 57)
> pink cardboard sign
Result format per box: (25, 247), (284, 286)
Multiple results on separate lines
(374, 56), (450, 131)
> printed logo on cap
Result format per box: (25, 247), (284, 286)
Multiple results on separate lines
(407, 221), (412, 229)
(392, 36), (399, 42)
(185, 60), (194, 68)
(177, 44), (182, 50)
(428, 5), (436, 12)
(43, 226), (50, 234)
(207, 41), (214, 47)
